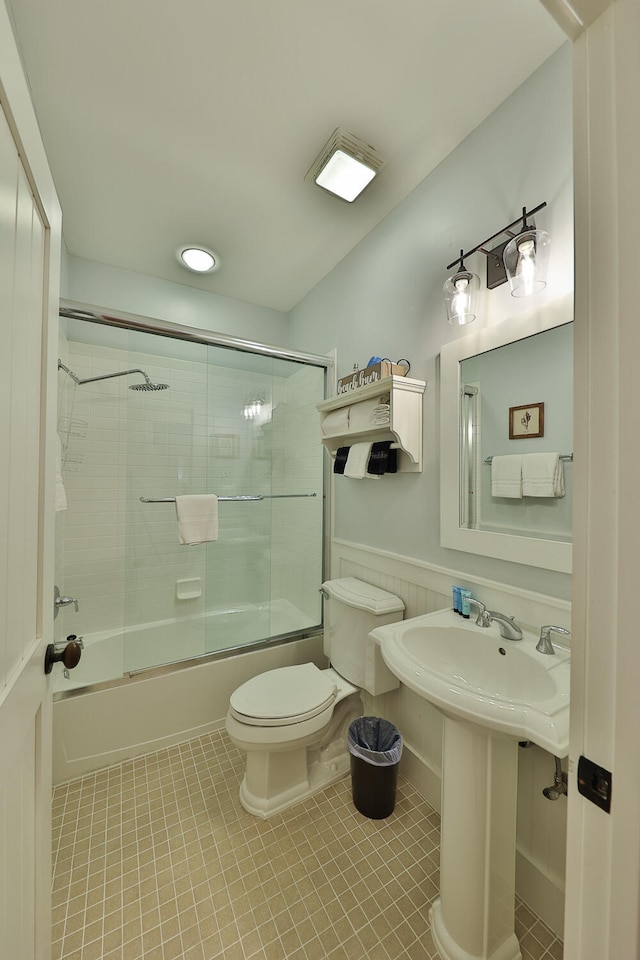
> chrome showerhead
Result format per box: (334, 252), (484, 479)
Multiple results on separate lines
(59, 362), (170, 392)
(129, 380), (169, 391)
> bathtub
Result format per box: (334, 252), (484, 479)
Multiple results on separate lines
(52, 630), (325, 784)
(52, 598), (318, 693)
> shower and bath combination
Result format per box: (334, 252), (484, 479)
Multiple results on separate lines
(58, 359), (169, 391)
(55, 304), (328, 701)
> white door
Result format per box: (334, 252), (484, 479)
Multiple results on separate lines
(0, 12), (62, 953)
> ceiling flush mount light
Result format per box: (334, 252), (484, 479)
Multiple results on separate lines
(444, 203), (550, 321)
(176, 245), (221, 274)
(305, 128), (385, 202)
(443, 251), (480, 326)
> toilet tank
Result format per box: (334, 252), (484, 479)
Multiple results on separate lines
(322, 577), (404, 696)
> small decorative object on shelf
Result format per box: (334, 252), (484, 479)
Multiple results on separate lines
(337, 360), (408, 395)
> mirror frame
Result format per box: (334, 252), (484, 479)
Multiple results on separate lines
(440, 294), (573, 574)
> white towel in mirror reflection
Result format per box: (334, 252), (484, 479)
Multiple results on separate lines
(522, 452), (565, 497)
(491, 455), (523, 498)
(491, 453), (565, 499)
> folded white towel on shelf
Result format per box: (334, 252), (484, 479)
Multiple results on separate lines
(55, 434), (68, 512)
(321, 408), (350, 435)
(348, 399), (380, 432)
(522, 453), (565, 498)
(372, 403), (391, 425)
(175, 494), (219, 544)
(491, 455), (523, 498)
(344, 443), (380, 479)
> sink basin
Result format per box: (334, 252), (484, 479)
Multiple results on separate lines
(371, 607), (570, 754)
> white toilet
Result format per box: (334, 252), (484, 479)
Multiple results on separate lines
(225, 577), (404, 818)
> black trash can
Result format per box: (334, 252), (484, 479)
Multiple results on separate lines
(348, 716), (403, 819)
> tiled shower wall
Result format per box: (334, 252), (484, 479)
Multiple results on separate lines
(56, 332), (324, 641)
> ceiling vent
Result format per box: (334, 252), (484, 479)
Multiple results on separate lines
(305, 128), (386, 202)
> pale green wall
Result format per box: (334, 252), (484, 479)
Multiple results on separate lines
(289, 44), (573, 600)
(62, 253), (290, 347)
(63, 44), (573, 600)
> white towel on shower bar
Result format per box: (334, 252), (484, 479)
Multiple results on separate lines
(491, 455), (523, 498)
(175, 495), (219, 544)
(55, 434), (68, 512)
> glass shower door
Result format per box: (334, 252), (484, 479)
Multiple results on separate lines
(203, 344), (325, 653)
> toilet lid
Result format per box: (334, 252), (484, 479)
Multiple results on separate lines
(229, 663), (338, 726)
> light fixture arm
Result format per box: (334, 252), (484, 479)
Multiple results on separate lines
(445, 202), (546, 272)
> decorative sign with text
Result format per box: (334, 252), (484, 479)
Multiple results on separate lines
(337, 361), (407, 395)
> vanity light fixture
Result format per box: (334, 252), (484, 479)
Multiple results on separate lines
(176, 245), (221, 274)
(305, 128), (385, 202)
(444, 203), (549, 320)
(443, 251), (480, 325)
(502, 212), (550, 297)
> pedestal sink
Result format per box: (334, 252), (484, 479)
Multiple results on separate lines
(370, 608), (570, 960)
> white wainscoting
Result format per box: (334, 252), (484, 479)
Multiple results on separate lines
(329, 538), (570, 937)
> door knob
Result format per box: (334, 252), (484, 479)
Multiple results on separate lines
(44, 638), (82, 675)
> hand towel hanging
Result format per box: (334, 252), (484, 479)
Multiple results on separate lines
(333, 446), (350, 475)
(367, 441), (397, 475)
(522, 452), (565, 498)
(491, 455), (523, 498)
(345, 443), (379, 479)
(55, 434), (68, 512)
(175, 494), (219, 544)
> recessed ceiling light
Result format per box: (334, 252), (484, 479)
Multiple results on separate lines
(305, 128), (385, 202)
(176, 245), (221, 273)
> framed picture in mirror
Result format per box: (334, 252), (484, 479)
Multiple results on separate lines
(509, 402), (544, 439)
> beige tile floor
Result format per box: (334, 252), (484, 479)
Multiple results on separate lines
(51, 730), (563, 960)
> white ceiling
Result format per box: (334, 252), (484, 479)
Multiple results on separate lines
(8, 0), (564, 313)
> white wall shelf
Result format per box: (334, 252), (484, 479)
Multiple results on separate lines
(317, 375), (426, 473)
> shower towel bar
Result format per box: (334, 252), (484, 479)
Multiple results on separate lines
(484, 453), (573, 464)
(140, 493), (317, 503)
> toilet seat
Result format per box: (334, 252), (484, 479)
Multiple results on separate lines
(229, 663), (338, 727)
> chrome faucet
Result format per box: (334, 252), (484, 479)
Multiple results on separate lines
(486, 611), (523, 641)
(467, 597), (491, 628)
(466, 598), (522, 640)
(536, 625), (570, 655)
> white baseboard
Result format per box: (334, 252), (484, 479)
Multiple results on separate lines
(516, 849), (565, 938)
(401, 742), (441, 813)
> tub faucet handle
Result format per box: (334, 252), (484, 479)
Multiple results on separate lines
(54, 585), (79, 619)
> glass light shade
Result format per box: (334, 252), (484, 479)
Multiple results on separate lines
(443, 269), (480, 325)
(315, 149), (376, 202)
(503, 229), (550, 297)
(177, 245), (220, 273)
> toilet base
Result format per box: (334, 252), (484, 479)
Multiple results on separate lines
(236, 694), (363, 818)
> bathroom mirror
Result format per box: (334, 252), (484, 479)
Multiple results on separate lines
(440, 294), (573, 573)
